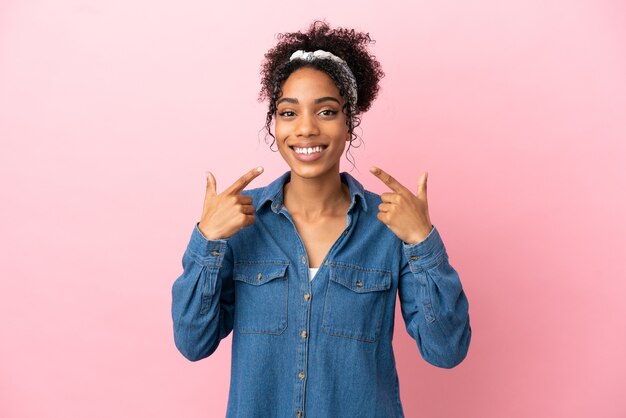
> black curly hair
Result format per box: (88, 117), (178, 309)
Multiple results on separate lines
(259, 21), (384, 164)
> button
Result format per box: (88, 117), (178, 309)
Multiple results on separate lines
(296, 411), (302, 418)
(298, 372), (305, 379)
(210, 250), (221, 256)
(356, 280), (363, 288)
(303, 293), (310, 301)
(257, 273), (262, 281)
(411, 255), (419, 261)
(324, 260), (329, 266)
(301, 256), (306, 264)
(300, 330), (307, 338)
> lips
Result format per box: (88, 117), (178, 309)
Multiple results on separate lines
(292, 145), (324, 154)
(289, 144), (327, 162)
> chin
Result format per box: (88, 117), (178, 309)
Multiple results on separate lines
(288, 163), (339, 180)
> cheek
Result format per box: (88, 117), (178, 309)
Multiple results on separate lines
(333, 121), (350, 142)
(273, 121), (290, 156)
(334, 114), (349, 137)
(274, 120), (288, 142)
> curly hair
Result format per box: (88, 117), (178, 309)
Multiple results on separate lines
(259, 21), (384, 164)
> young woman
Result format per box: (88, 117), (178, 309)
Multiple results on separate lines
(172, 21), (471, 417)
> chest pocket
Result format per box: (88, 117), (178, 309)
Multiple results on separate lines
(233, 261), (289, 335)
(322, 263), (391, 342)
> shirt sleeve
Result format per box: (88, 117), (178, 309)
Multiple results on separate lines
(397, 225), (471, 368)
(171, 222), (235, 361)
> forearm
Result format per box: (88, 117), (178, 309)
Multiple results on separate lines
(171, 223), (234, 361)
(399, 226), (471, 368)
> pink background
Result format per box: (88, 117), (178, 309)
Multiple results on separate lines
(1, 0), (625, 417)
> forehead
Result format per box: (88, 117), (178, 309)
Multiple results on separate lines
(279, 67), (342, 100)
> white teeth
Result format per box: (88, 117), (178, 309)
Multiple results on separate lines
(294, 146), (323, 154)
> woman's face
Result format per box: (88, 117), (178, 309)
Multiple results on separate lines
(274, 67), (349, 180)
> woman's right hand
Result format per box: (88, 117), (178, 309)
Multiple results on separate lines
(198, 167), (264, 240)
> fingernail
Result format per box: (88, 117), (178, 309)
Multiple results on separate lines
(256, 166), (264, 173)
(369, 166), (378, 173)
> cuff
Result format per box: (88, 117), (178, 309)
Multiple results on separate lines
(187, 222), (228, 265)
(402, 225), (447, 270)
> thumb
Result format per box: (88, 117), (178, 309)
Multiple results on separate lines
(206, 171), (217, 196)
(417, 172), (428, 198)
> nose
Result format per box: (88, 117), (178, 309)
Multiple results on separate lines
(295, 112), (320, 137)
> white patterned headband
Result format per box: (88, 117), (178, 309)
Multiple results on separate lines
(289, 49), (358, 108)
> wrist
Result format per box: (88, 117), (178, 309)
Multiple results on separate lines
(404, 225), (433, 245)
(197, 222), (221, 241)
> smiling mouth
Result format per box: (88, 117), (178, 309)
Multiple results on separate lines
(290, 145), (327, 154)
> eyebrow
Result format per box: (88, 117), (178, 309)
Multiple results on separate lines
(276, 96), (341, 106)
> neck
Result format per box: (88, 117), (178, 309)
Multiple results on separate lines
(283, 170), (350, 219)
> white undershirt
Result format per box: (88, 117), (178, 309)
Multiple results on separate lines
(308, 267), (319, 281)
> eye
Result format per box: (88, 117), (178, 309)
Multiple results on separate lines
(319, 109), (338, 117)
(278, 110), (296, 118)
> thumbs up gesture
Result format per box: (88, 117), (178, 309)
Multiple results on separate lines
(198, 167), (264, 240)
(370, 166), (433, 245)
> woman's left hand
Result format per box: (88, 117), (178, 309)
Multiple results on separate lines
(370, 166), (433, 245)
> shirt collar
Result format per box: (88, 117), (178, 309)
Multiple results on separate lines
(256, 171), (368, 213)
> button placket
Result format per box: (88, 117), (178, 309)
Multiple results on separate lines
(300, 272), (312, 416)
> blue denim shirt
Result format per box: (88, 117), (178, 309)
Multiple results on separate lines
(172, 171), (471, 418)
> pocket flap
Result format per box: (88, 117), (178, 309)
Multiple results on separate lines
(329, 263), (391, 293)
(233, 261), (289, 286)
